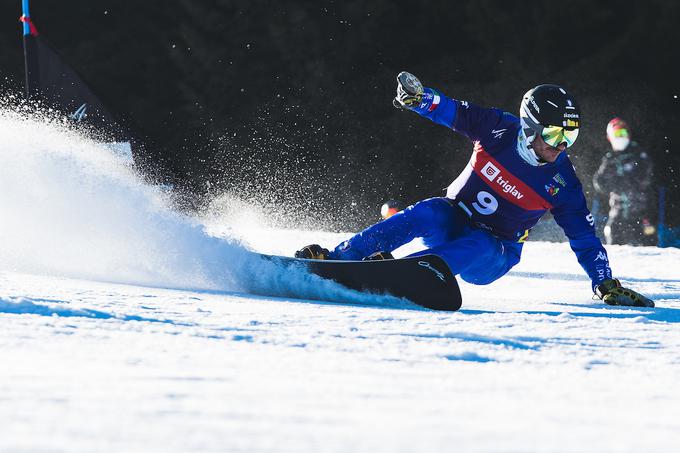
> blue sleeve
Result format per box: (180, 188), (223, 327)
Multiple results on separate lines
(551, 185), (613, 291)
(410, 88), (505, 142)
(410, 88), (458, 128)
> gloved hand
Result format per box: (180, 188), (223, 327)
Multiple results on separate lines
(393, 71), (424, 109)
(595, 278), (655, 307)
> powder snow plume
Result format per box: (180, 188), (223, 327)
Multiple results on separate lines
(0, 106), (403, 307)
(0, 106), (254, 291)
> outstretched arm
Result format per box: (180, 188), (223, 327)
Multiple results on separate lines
(392, 71), (506, 143)
(552, 190), (654, 307)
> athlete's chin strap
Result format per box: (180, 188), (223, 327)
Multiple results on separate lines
(517, 129), (547, 166)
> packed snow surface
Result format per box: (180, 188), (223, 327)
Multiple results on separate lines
(1, 110), (680, 452)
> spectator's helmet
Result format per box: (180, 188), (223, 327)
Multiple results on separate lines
(606, 117), (631, 151)
(380, 199), (402, 219)
(518, 84), (581, 165)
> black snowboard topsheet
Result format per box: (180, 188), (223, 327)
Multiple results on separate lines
(264, 254), (462, 311)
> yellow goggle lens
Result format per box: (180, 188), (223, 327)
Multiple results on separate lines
(541, 125), (579, 148)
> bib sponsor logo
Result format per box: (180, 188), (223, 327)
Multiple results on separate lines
(545, 183), (560, 196)
(553, 173), (566, 187)
(470, 144), (553, 211)
(481, 162), (501, 181)
(480, 158), (524, 200)
(497, 176), (524, 199)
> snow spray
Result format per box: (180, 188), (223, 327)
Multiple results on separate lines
(0, 104), (402, 308)
(0, 106), (252, 290)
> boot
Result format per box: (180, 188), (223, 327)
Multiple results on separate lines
(362, 251), (394, 261)
(295, 244), (330, 260)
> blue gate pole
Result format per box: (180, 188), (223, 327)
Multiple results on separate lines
(22, 0), (31, 35)
(658, 186), (666, 246)
(21, 0), (37, 99)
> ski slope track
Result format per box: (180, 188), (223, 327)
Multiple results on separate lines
(1, 109), (680, 452)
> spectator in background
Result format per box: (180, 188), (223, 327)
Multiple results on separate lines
(593, 118), (655, 245)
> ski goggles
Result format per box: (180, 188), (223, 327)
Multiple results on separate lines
(609, 127), (629, 138)
(539, 125), (579, 148)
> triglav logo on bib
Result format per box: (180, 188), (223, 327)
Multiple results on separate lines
(481, 162), (501, 181)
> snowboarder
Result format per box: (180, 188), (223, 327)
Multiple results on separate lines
(296, 72), (654, 307)
(593, 118), (656, 246)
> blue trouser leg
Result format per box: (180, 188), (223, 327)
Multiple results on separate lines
(408, 229), (522, 285)
(330, 197), (522, 285)
(329, 197), (467, 260)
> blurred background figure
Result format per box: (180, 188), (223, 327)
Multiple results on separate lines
(658, 187), (680, 248)
(380, 199), (402, 219)
(593, 118), (656, 245)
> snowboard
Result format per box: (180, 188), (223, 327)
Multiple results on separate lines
(263, 253), (462, 311)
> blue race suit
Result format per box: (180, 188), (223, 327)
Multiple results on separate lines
(329, 87), (613, 290)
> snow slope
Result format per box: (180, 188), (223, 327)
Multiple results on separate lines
(1, 109), (680, 452)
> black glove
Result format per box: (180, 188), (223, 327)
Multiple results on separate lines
(595, 279), (654, 307)
(393, 71), (424, 109)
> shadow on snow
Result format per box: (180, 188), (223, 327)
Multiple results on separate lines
(0, 296), (186, 325)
